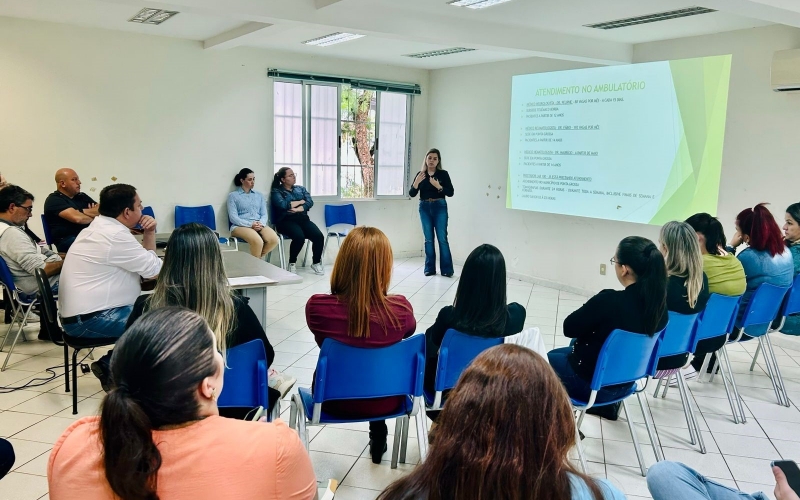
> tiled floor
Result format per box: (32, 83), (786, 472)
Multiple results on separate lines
(1, 256), (800, 500)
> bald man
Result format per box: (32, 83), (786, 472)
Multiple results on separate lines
(43, 169), (99, 252)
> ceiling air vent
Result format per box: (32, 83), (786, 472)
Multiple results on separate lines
(404, 47), (476, 59)
(584, 6), (716, 30)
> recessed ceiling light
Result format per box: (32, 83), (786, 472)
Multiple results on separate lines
(129, 8), (179, 25)
(404, 47), (476, 59)
(448, 0), (512, 9)
(584, 7), (716, 30)
(303, 32), (365, 47)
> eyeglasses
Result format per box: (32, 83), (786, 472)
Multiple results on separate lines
(610, 257), (619, 265)
(17, 205), (33, 213)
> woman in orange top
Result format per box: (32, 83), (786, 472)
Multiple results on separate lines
(48, 307), (317, 500)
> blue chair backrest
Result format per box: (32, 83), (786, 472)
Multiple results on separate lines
(217, 340), (268, 409)
(175, 205), (217, 231)
(435, 329), (504, 392)
(590, 327), (665, 391)
(738, 283), (790, 333)
(142, 206), (155, 219)
(313, 335), (425, 404)
(40, 215), (54, 247)
(0, 256), (17, 293)
(659, 312), (699, 358)
(694, 294), (740, 347)
(324, 204), (356, 228)
(780, 273), (800, 317)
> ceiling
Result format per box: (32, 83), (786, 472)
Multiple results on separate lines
(0, 0), (797, 69)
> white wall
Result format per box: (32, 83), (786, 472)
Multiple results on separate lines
(0, 16), (428, 260)
(427, 24), (800, 294)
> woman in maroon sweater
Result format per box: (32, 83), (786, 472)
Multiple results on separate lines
(305, 226), (416, 464)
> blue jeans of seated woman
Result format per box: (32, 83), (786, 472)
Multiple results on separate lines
(547, 347), (634, 405)
(647, 461), (768, 500)
(418, 199), (453, 275)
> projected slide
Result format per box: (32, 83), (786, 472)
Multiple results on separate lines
(506, 55), (732, 225)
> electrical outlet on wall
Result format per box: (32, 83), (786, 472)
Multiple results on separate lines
(600, 263), (606, 275)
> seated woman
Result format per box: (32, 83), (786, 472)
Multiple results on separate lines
(780, 202), (800, 335)
(548, 236), (668, 405)
(270, 167), (324, 275)
(684, 213), (747, 375)
(378, 344), (626, 500)
(125, 223), (295, 404)
(227, 168), (279, 259)
(48, 308), (317, 500)
(423, 243), (525, 396)
(305, 226), (415, 464)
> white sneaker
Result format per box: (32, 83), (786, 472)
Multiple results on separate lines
(24, 312), (40, 324)
(288, 263), (297, 274)
(268, 368), (297, 398)
(311, 263), (324, 275)
(681, 365), (698, 381)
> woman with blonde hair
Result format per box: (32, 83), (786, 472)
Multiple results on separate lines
(306, 226), (416, 463)
(660, 221), (710, 315)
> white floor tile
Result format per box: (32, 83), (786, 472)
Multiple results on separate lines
(0, 472), (49, 500)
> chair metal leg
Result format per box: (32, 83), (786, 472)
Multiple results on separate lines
(622, 399), (648, 476)
(399, 416), (409, 463)
(302, 241), (310, 267)
(322, 234), (330, 264)
(72, 348), (80, 415)
(637, 390), (664, 462)
(63, 344), (70, 393)
(279, 237), (286, 270)
(288, 397), (298, 429)
(292, 394), (308, 450)
(750, 343), (761, 372)
(415, 412), (429, 462)
(653, 379), (664, 398)
(390, 417), (403, 469)
(699, 354), (711, 384)
(660, 377), (670, 398)
(716, 350), (740, 424)
(758, 337), (784, 406)
(677, 373), (706, 453)
(764, 334), (790, 407)
(574, 410), (588, 474)
(269, 400), (281, 422)
(1, 304), (33, 371)
(720, 346), (746, 423)
(674, 374), (697, 446)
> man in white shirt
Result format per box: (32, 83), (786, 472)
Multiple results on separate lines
(59, 183), (162, 389)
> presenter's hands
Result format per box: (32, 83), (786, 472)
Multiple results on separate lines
(429, 176), (442, 190)
(139, 215), (157, 234)
(412, 172), (426, 189)
(730, 231), (743, 248)
(773, 466), (800, 500)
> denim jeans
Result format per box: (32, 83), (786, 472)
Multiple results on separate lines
(547, 347), (635, 405)
(61, 305), (132, 340)
(418, 199), (453, 275)
(647, 461), (768, 500)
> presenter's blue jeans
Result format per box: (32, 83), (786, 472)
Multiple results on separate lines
(647, 461), (768, 500)
(419, 199), (453, 275)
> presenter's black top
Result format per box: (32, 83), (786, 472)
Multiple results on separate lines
(563, 282), (668, 381)
(43, 191), (96, 243)
(424, 303), (526, 392)
(408, 170), (454, 200)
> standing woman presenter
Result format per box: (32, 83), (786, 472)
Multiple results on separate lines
(409, 148), (454, 277)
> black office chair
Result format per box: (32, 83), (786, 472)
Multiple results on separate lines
(35, 269), (118, 414)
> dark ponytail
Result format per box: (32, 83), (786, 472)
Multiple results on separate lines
(232, 168), (253, 187)
(271, 167), (291, 189)
(616, 236), (667, 335)
(100, 308), (218, 500)
(685, 212), (727, 255)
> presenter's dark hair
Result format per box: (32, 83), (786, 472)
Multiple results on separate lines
(99, 184), (137, 218)
(100, 307), (217, 500)
(421, 148), (442, 171)
(452, 244), (507, 336)
(685, 213), (727, 256)
(736, 203), (785, 256)
(378, 344), (606, 500)
(786, 203), (800, 233)
(271, 167), (292, 189)
(0, 185), (33, 213)
(232, 168), (254, 187)
(616, 236), (667, 335)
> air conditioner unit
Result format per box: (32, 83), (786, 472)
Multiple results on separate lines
(772, 49), (800, 92)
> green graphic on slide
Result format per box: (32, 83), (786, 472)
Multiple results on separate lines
(649, 55), (731, 224)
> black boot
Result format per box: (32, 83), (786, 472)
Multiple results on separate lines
(368, 421), (388, 464)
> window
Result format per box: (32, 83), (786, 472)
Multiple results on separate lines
(273, 81), (412, 198)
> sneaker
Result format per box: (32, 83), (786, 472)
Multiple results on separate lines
(268, 368), (296, 398)
(91, 361), (112, 393)
(681, 366), (698, 381)
(288, 263), (297, 274)
(310, 263), (324, 275)
(424, 271), (436, 277)
(24, 312), (40, 324)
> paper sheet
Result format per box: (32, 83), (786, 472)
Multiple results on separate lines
(227, 276), (275, 287)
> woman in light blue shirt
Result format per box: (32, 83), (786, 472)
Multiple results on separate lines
(227, 168), (279, 259)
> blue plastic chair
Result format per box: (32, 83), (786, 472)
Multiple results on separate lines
(322, 204), (356, 262)
(289, 335), (427, 469)
(142, 206), (155, 219)
(174, 205), (236, 249)
(40, 214), (55, 250)
(730, 283), (792, 407)
(571, 327), (666, 476)
(217, 340), (277, 421)
(752, 273), (800, 369)
(0, 256), (39, 371)
(651, 312), (704, 454)
(693, 294), (746, 424)
(424, 329), (503, 410)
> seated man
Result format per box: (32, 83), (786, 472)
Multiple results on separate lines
(0, 185), (62, 298)
(59, 183), (161, 389)
(44, 169), (99, 252)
